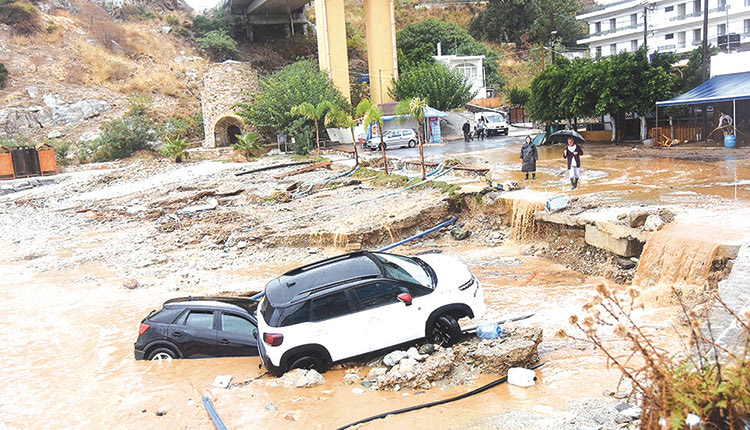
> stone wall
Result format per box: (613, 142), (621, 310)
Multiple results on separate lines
(201, 61), (258, 148)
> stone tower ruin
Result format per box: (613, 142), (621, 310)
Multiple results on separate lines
(201, 61), (258, 148)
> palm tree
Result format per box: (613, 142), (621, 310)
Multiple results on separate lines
(291, 100), (334, 158)
(325, 108), (359, 166)
(356, 99), (388, 175)
(396, 97), (428, 180)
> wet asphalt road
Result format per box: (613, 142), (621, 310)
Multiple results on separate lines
(361, 133), (526, 160)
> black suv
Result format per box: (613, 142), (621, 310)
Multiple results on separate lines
(134, 296), (259, 360)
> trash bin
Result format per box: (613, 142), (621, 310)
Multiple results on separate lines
(724, 134), (736, 149)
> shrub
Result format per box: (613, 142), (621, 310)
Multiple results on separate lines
(163, 112), (203, 141)
(0, 62), (8, 89)
(86, 96), (156, 162)
(0, 0), (42, 34)
(197, 29), (240, 62)
(232, 132), (262, 159)
(51, 139), (73, 166)
(564, 284), (750, 429)
(161, 136), (189, 162)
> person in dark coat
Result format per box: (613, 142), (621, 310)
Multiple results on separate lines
(462, 120), (471, 142)
(563, 137), (583, 189)
(520, 135), (538, 180)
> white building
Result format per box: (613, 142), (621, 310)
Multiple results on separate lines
(577, 0), (750, 57)
(433, 43), (490, 98)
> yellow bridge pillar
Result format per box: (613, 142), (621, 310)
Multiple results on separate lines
(364, 0), (398, 105)
(314, 0), (351, 102)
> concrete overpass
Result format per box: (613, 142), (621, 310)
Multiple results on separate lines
(222, 0), (399, 105)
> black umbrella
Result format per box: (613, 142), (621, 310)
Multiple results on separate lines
(549, 129), (585, 143)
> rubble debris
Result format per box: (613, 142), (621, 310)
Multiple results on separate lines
(267, 369), (326, 388)
(507, 367), (537, 387)
(644, 214), (664, 231)
(234, 161), (311, 176)
(176, 198), (218, 215)
(123, 279), (139, 289)
(265, 402), (278, 412)
(212, 375), (233, 388)
(273, 161), (332, 179)
(451, 225), (471, 241)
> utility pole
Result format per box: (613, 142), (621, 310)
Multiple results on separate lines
(541, 44), (545, 70)
(643, 6), (648, 49)
(550, 13), (556, 64)
(701, 0), (709, 81)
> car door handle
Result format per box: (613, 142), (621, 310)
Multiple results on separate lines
(220, 339), (230, 345)
(172, 331), (182, 337)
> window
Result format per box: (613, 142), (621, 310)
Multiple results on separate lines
(221, 314), (254, 335)
(665, 5), (674, 12)
(745, 19), (750, 34)
(746, 0), (750, 7)
(693, 28), (701, 42)
(280, 302), (310, 326)
(610, 18), (616, 30)
(610, 43), (617, 55)
(354, 282), (409, 310)
(631, 13), (637, 26)
(595, 46), (602, 57)
(717, 0), (726, 9)
(678, 31), (686, 48)
(631, 40), (638, 52)
(677, 3), (686, 16)
(694, 0), (701, 12)
(594, 22), (601, 33)
(665, 33), (674, 40)
(455, 63), (477, 80)
(311, 292), (352, 321)
(184, 311), (214, 329)
(717, 23), (726, 36)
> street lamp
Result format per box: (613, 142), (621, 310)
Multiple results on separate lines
(550, 30), (558, 63)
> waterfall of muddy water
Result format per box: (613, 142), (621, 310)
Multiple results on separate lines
(504, 191), (550, 242)
(633, 225), (720, 291)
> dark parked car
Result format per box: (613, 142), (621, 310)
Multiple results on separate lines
(134, 296), (259, 361)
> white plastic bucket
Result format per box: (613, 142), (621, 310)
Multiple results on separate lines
(507, 367), (537, 387)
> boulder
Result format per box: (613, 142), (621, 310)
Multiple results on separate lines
(383, 350), (408, 367)
(268, 369), (326, 388)
(123, 278), (139, 289)
(644, 215), (664, 231)
(451, 226), (471, 241)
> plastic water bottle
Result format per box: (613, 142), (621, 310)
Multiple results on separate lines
(477, 321), (503, 339)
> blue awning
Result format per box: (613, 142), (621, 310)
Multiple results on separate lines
(381, 106), (448, 122)
(656, 72), (750, 106)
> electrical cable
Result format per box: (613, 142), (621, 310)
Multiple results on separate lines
(333, 362), (548, 430)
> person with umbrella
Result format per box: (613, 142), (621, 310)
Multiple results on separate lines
(563, 136), (583, 189)
(520, 135), (537, 180)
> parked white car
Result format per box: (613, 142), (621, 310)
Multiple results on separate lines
(475, 111), (509, 136)
(366, 129), (418, 150)
(256, 251), (486, 376)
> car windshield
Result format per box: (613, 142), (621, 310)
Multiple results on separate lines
(486, 114), (504, 123)
(374, 253), (432, 288)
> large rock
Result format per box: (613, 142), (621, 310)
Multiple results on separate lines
(51, 99), (111, 125)
(267, 369), (326, 388)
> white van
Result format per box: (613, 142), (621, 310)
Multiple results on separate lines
(475, 111), (508, 136)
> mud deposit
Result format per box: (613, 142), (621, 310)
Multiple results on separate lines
(0, 147), (746, 429)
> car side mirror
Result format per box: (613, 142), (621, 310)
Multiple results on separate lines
(397, 293), (413, 306)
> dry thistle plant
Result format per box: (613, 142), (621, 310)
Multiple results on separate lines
(559, 282), (750, 429)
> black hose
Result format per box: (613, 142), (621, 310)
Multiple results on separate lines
(333, 362), (547, 430)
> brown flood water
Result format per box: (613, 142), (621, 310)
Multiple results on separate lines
(0, 238), (644, 429)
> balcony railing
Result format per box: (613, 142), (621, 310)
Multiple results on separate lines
(708, 5), (728, 13)
(588, 23), (639, 38)
(658, 44), (676, 51)
(669, 11), (702, 21)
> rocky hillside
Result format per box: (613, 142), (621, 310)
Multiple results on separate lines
(0, 0), (204, 145)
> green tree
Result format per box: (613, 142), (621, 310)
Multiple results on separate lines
(236, 60), (349, 156)
(291, 101), (334, 158)
(356, 100), (388, 175)
(325, 108), (359, 166)
(197, 29), (240, 62)
(397, 19), (504, 90)
(527, 58), (573, 123)
(507, 86), (530, 123)
(529, 0), (584, 47)
(395, 97), (428, 180)
(389, 63), (476, 111)
(470, 0), (536, 46)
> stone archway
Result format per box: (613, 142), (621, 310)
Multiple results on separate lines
(213, 116), (245, 147)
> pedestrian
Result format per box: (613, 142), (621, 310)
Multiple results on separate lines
(520, 135), (537, 180)
(477, 120), (485, 140)
(563, 137), (583, 189)
(462, 120), (471, 142)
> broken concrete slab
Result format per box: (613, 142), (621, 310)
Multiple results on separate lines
(584, 223), (645, 258)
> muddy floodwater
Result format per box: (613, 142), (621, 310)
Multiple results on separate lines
(1, 142), (748, 429)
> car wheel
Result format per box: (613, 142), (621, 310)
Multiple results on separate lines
(408, 140), (416, 148)
(148, 347), (177, 361)
(288, 354), (326, 374)
(429, 315), (462, 347)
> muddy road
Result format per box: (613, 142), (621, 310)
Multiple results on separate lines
(1, 140), (748, 429)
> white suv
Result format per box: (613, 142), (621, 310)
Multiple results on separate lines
(256, 251), (486, 376)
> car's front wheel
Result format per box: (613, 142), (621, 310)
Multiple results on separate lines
(148, 347), (177, 361)
(408, 140), (416, 148)
(288, 354), (326, 374)
(429, 315), (462, 347)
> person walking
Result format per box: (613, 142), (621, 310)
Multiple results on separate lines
(477, 120), (485, 140)
(520, 135), (537, 180)
(462, 120), (471, 142)
(563, 137), (583, 189)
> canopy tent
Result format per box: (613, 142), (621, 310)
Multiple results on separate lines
(381, 106), (447, 122)
(655, 71), (750, 139)
(656, 72), (750, 106)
